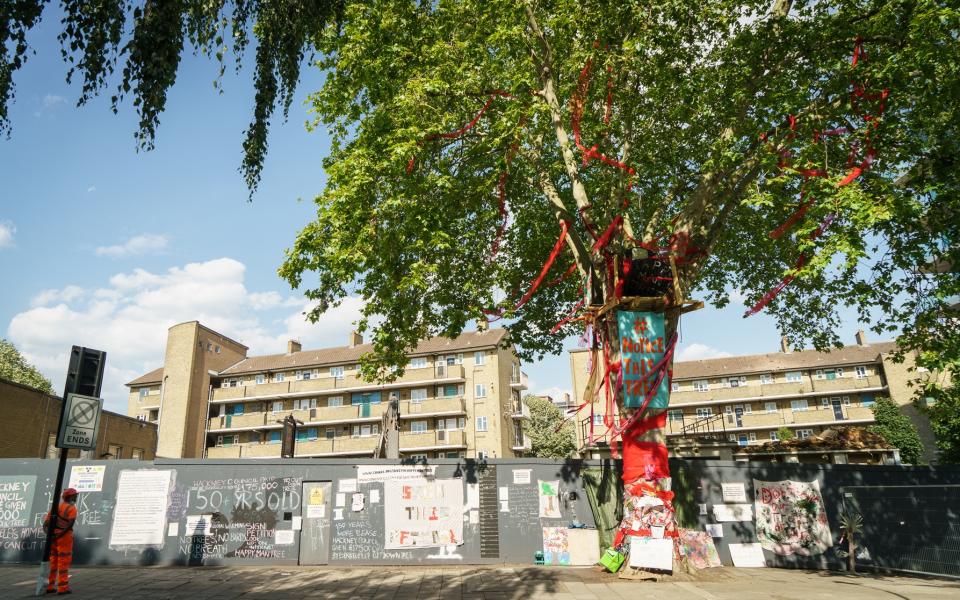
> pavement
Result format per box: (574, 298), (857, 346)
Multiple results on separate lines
(2, 564), (958, 600)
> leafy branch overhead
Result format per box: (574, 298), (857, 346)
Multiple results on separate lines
(1, 0), (344, 193)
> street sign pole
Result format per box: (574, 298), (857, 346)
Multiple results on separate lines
(35, 346), (105, 597)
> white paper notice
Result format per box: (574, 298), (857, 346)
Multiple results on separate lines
(69, 465), (106, 493)
(466, 483), (480, 510)
(292, 517), (302, 531)
(333, 509), (344, 521)
(184, 515), (212, 536)
(499, 501), (509, 512)
(498, 486), (509, 501)
(706, 523), (723, 538)
(512, 469), (531, 485)
(729, 543), (767, 567)
(109, 470), (173, 547)
(306, 505), (325, 519)
(469, 510), (479, 524)
(699, 503), (708, 515)
(370, 489), (381, 504)
(167, 523), (179, 537)
(339, 479), (358, 493)
(713, 504), (754, 522)
(351, 492), (365, 512)
(628, 537), (673, 571)
(335, 493), (346, 507)
(356, 464), (436, 483)
(721, 482), (748, 503)
(275, 530), (295, 545)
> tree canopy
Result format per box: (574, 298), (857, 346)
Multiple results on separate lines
(3, 0), (958, 382)
(869, 396), (924, 464)
(0, 338), (54, 395)
(523, 395), (577, 459)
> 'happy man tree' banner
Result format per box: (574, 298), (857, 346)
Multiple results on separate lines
(617, 311), (669, 409)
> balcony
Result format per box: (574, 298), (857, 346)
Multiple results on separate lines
(810, 375), (884, 393)
(511, 400), (531, 419)
(510, 371), (529, 390)
(401, 396), (466, 418)
(206, 436), (377, 458)
(400, 429), (466, 451)
(512, 436), (532, 451)
(208, 403), (388, 432)
(210, 364), (466, 403)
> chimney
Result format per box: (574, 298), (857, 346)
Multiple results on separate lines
(780, 336), (791, 353)
(287, 339), (302, 354)
(855, 329), (869, 346)
(349, 330), (364, 347)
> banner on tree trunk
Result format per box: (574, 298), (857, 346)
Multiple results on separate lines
(617, 311), (669, 409)
(753, 479), (832, 556)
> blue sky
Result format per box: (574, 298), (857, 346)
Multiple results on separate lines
(0, 12), (875, 413)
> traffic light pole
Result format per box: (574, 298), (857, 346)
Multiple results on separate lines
(35, 346), (105, 597)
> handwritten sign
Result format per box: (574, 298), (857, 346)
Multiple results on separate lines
(617, 311), (669, 409)
(0, 476), (35, 528)
(384, 479), (463, 549)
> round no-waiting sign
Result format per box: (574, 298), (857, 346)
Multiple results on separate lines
(56, 393), (103, 450)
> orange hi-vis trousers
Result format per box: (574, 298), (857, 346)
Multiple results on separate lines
(47, 533), (73, 593)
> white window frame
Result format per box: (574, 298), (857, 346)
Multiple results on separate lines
(760, 373), (774, 385)
(411, 420), (428, 434)
(693, 380), (709, 392)
(671, 381), (680, 392)
(274, 372), (285, 383)
(474, 351), (485, 366)
(770, 431), (779, 441)
(476, 416), (488, 432)
(139, 388), (149, 398)
(667, 410), (684, 422)
(727, 376), (747, 388)
(786, 371), (803, 383)
(411, 388), (427, 404)
(475, 383), (487, 398)
(748, 432), (757, 442)
(743, 403), (752, 414)
(325, 427), (336, 440)
(327, 395), (343, 407)
(330, 366), (344, 379)
(272, 401), (284, 413)
(255, 374), (265, 385)
(855, 365), (868, 379)
(821, 397), (831, 407)
(798, 429), (813, 439)
(695, 407), (713, 418)
(790, 399), (808, 412)
(815, 369), (825, 380)
(843, 396), (850, 406)
(593, 414), (604, 425)
(410, 357), (427, 369)
(765, 401), (778, 413)
(836, 367), (844, 377)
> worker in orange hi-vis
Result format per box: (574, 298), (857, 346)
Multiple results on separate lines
(44, 488), (78, 595)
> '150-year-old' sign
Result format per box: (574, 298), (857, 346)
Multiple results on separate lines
(56, 393), (103, 450)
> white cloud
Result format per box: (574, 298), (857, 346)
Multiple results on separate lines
(728, 288), (748, 304)
(87, 186), (97, 193)
(676, 343), (733, 362)
(0, 221), (14, 248)
(95, 233), (169, 258)
(34, 94), (66, 117)
(6, 257), (363, 412)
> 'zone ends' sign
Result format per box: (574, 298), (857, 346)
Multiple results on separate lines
(56, 393), (103, 450)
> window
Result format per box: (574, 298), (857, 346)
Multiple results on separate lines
(301, 370), (314, 381)
(411, 388), (427, 404)
(139, 388), (149, 398)
(593, 414), (604, 425)
(855, 366), (867, 379)
(296, 427), (318, 441)
(798, 429), (813, 439)
(693, 380), (709, 392)
(442, 384), (459, 397)
(207, 342), (212, 351)
(328, 396), (343, 407)
(816, 368), (842, 380)
(790, 399), (808, 412)
(351, 391), (382, 405)
(475, 384), (487, 398)
(749, 432), (757, 442)
(737, 434), (748, 447)
(131, 448), (144, 460)
(325, 428), (336, 440)
(217, 435), (238, 447)
(231, 404), (244, 416)
(821, 397), (831, 407)
(294, 398), (317, 411)
(255, 374), (265, 384)
(214, 345), (221, 353)
(410, 357), (427, 369)
(107, 444), (123, 459)
(786, 371), (803, 382)
(330, 366), (344, 379)
(352, 424), (379, 437)
(477, 451), (489, 460)
(412, 421), (428, 434)
(671, 382), (680, 392)
(408, 453), (428, 460)
(765, 402), (778, 413)
(272, 401), (284, 413)
(476, 416), (488, 432)
(861, 395), (876, 408)
(268, 430), (281, 444)
(446, 451), (462, 458)
(761, 373), (774, 385)
(695, 407), (713, 418)
(667, 410), (684, 422)
(769, 431), (779, 441)
(274, 372), (285, 382)
(727, 376), (746, 388)
(474, 351), (485, 366)
(843, 396), (851, 406)
(743, 403), (752, 414)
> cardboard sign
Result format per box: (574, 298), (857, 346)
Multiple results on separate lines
(617, 311), (669, 409)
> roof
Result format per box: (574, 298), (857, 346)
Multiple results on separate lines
(126, 367), (164, 387)
(207, 328), (509, 378)
(738, 426), (892, 454)
(671, 341), (897, 380)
